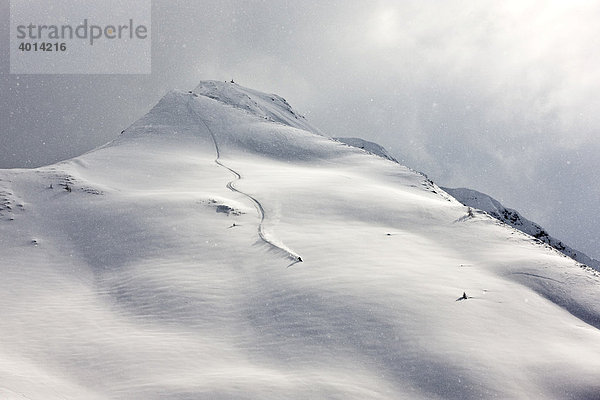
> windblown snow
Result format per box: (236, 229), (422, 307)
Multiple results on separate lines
(1, 80), (599, 399)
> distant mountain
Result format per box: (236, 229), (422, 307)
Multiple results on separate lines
(443, 187), (600, 271)
(1, 81), (599, 399)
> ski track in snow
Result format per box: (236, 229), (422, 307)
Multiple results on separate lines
(509, 271), (565, 284)
(186, 97), (301, 264)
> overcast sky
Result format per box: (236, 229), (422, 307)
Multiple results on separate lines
(1, 0), (599, 259)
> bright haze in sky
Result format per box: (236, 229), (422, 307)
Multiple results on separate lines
(1, 0), (599, 259)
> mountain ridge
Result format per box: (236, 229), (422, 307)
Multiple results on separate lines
(334, 137), (399, 162)
(337, 136), (599, 272)
(443, 187), (600, 271)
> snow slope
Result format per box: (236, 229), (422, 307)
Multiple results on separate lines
(335, 137), (599, 273)
(1, 81), (600, 399)
(443, 187), (600, 271)
(334, 137), (399, 162)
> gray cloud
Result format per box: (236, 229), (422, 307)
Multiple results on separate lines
(1, 0), (599, 258)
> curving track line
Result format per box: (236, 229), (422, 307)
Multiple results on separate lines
(187, 97), (301, 264)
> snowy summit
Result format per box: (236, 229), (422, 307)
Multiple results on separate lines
(1, 81), (599, 399)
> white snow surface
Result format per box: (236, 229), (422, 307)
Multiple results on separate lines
(1, 81), (600, 399)
(334, 137), (399, 162)
(443, 187), (600, 271)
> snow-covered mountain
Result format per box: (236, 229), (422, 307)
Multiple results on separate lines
(1, 80), (600, 400)
(443, 187), (600, 271)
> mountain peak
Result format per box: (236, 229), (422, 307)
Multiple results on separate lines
(117, 81), (342, 162)
(192, 80), (318, 133)
(121, 80), (321, 145)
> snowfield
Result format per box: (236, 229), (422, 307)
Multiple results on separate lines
(1, 81), (599, 399)
(442, 187), (600, 272)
